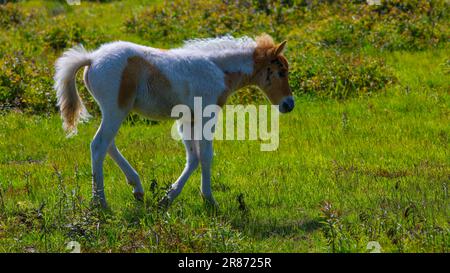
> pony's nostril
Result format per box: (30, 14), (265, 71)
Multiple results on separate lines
(284, 97), (294, 112)
(279, 97), (294, 113)
(288, 98), (294, 108)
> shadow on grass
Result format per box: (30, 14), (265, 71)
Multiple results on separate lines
(118, 193), (322, 242)
(230, 217), (322, 239)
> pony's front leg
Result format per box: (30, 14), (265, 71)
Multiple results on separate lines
(159, 138), (199, 208)
(108, 140), (144, 201)
(160, 120), (200, 208)
(198, 139), (218, 207)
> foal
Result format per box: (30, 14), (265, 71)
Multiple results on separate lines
(54, 34), (294, 208)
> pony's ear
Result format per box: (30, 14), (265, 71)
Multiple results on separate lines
(273, 40), (287, 56)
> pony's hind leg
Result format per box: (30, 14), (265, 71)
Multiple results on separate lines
(91, 111), (127, 208)
(108, 140), (144, 200)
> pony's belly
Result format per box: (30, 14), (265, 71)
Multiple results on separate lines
(132, 89), (179, 120)
(132, 80), (189, 120)
(132, 100), (175, 120)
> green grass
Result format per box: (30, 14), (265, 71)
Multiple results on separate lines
(0, 0), (449, 253)
(0, 49), (448, 252)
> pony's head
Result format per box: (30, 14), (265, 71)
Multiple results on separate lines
(253, 34), (294, 113)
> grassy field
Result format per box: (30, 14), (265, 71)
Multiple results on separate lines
(0, 0), (449, 253)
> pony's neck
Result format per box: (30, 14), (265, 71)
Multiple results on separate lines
(208, 50), (255, 76)
(210, 49), (258, 107)
(217, 71), (255, 107)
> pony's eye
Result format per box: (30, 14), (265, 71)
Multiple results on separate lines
(278, 71), (287, 78)
(266, 68), (272, 82)
(271, 59), (282, 66)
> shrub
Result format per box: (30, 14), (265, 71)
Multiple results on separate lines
(126, 0), (449, 51)
(0, 3), (23, 28)
(43, 21), (111, 50)
(124, 0), (295, 45)
(289, 50), (397, 99)
(44, 27), (72, 50)
(0, 52), (56, 113)
(0, 53), (26, 108)
(313, 0), (450, 51)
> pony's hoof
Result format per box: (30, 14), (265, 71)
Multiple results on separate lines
(202, 195), (219, 209)
(158, 195), (172, 210)
(90, 197), (108, 209)
(206, 200), (219, 209)
(204, 201), (219, 214)
(133, 191), (144, 201)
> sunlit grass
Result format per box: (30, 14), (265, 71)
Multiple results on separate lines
(1, 73), (448, 252)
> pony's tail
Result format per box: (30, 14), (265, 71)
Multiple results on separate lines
(54, 45), (92, 137)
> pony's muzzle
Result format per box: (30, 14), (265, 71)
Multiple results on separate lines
(279, 96), (295, 113)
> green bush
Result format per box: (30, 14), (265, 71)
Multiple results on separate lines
(43, 23), (85, 50)
(289, 50), (397, 99)
(0, 3), (23, 28)
(0, 52), (55, 113)
(0, 53), (25, 108)
(126, 0), (449, 51)
(279, 0), (449, 52)
(42, 18), (112, 50)
(124, 0), (295, 45)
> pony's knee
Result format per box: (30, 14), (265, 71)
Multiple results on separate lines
(90, 137), (102, 154)
(187, 156), (199, 170)
(199, 149), (213, 166)
(186, 146), (200, 167)
(90, 136), (108, 163)
(185, 143), (200, 169)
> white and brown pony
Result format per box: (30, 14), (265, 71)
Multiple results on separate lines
(54, 34), (294, 208)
